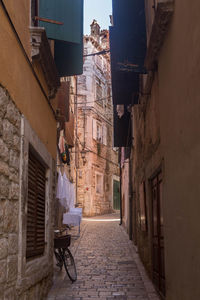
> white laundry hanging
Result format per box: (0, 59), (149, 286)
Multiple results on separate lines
(56, 171), (75, 209)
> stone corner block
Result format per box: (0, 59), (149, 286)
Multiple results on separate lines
(0, 259), (7, 284)
(3, 286), (16, 300)
(0, 238), (8, 260)
(7, 255), (18, 283)
(9, 182), (20, 201)
(8, 234), (18, 255)
(9, 150), (20, 170)
(0, 88), (9, 118)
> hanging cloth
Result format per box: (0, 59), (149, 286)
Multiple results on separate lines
(62, 173), (75, 209)
(56, 171), (63, 199)
(56, 171), (66, 207)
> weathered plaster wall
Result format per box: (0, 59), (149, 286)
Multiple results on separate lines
(158, 1), (200, 299)
(132, 0), (200, 298)
(132, 72), (161, 275)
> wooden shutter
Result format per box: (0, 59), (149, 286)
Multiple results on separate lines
(92, 119), (97, 140)
(26, 149), (46, 259)
(65, 111), (75, 147)
(56, 82), (70, 128)
(102, 125), (107, 145)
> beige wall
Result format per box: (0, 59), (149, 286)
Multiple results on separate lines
(158, 1), (200, 299)
(0, 4), (57, 159)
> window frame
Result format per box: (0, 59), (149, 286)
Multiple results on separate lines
(96, 122), (102, 142)
(18, 117), (54, 292)
(95, 172), (104, 195)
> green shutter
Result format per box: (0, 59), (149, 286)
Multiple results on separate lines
(55, 40), (83, 77)
(39, 0), (83, 76)
(39, 0), (83, 44)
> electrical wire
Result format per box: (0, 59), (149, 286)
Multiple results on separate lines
(76, 135), (119, 167)
(83, 49), (110, 57)
(71, 95), (112, 105)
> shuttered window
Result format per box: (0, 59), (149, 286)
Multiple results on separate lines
(26, 149), (46, 259)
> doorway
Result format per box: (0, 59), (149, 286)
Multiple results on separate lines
(151, 171), (165, 297)
(113, 179), (120, 210)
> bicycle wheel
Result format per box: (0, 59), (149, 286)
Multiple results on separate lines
(63, 248), (77, 282)
(54, 250), (63, 270)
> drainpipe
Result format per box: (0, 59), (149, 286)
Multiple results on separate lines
(75, 76), (78, 205)
(129, 155), (133, 240)
(119, 148), (122, 225)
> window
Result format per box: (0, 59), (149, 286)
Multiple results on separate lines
(31, 0), (39, 26)
(96, 173), (103, 194)
(95, 77), (103, 106)
(92, 119), (107, 145)
(93, 119), (102, 142)
(102, 124), (107, 145)
(30, 0), (84, 76)
(26, 148), (46, 259)
(139, 181), (147, 231)
(96, 123), (102, 142)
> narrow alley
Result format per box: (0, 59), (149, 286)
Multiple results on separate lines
(48, 214), (159, 300)
(1, 0), (200, 299)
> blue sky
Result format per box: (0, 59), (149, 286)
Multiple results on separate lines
(84, 0), (112, 35)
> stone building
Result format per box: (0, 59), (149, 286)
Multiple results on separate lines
(110, 0), (200, 299)
(0, 1), (83, 298)
(73, 20), (120, 217)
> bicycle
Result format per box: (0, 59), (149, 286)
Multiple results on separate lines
(54, 229), (77, 283)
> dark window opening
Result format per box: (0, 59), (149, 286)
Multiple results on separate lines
(31, 0), (39, 27)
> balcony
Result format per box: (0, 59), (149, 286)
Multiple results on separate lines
(30, 27), (60, 99)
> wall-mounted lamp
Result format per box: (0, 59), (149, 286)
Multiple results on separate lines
(80, 149), (89, 164)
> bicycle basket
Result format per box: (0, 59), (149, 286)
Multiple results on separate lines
(54, 235), (71, 249)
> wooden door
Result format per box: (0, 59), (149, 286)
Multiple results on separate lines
(152, 172), (165, 297)
(113, 180), (120, 210)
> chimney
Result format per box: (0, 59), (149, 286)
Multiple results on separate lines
(90, 19), (100, 42)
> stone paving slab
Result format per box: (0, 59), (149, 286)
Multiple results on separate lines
(47, 213), (160, 300)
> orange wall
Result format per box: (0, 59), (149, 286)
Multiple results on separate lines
(0, 3), (57, 158)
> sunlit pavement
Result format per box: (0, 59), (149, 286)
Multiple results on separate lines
(47, 213), (159, 300)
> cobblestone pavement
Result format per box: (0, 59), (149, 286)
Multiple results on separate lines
(47, 213), (160, 300)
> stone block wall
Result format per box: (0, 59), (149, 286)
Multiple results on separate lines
(0, 86), (21, 299)
(0, 86), (55, 299)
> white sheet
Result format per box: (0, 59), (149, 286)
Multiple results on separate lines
(63, 213), (81, 227)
